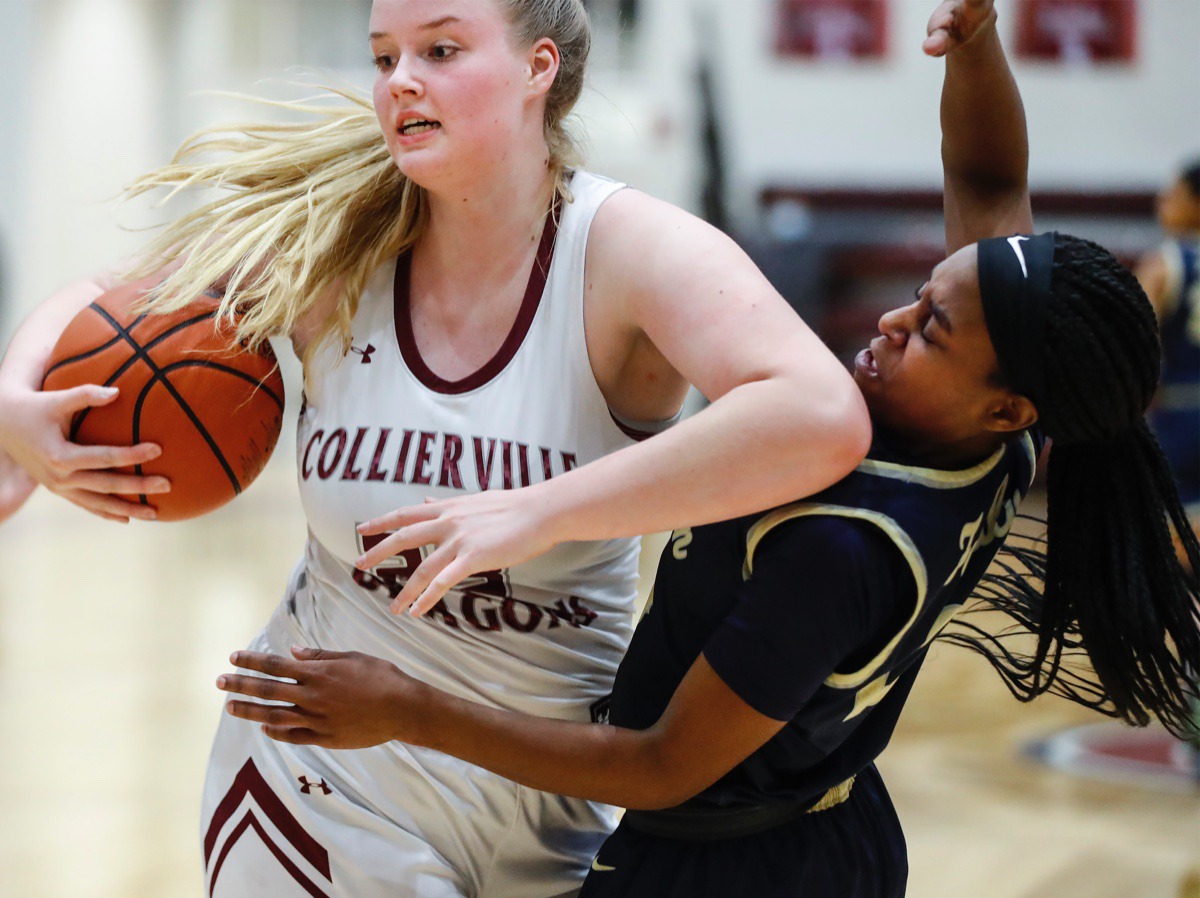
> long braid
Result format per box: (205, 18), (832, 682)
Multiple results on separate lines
(946, 234), (1200, 738)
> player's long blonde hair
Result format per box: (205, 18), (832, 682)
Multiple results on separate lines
(127, 0), (590, 371)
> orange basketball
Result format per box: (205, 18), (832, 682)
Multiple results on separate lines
(41, 277), (285, 521)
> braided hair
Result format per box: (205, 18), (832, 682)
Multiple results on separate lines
(944, 234), (1200, 738)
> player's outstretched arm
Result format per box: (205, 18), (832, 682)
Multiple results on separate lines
(0, 273), (169, 523)
(219, 645), (786, 811)
(929, 0), (1033, 253)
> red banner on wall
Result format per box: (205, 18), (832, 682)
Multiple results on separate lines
(775, 0), (889, 60)
(1014, 0), (1137, 64)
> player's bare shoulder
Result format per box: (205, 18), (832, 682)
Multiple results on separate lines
(585, 189), (762, 302)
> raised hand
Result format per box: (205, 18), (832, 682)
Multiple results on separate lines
(923, 0), (997, 57)
(217, 646), (427, 749)
(0, 383), (168, 522)
(355, 488), (557, 617)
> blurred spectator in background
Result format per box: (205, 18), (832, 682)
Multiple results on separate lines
(1136, 158), (1200, 553)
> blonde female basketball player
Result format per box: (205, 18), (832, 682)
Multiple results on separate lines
(0, 0), (869, 894)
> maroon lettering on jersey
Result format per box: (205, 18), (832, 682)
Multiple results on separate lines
(561, 452), (579, 473)
(317, 429), (348, 479)
(439, 434), (465, 489)
(516, 443), (532, 488)
(544, 596), (599, 628)
(500, 598), (542, 633)
(301, 429), (325, 480)
(462, 594), (503, 631)
(340, 427), (368, 481)
(474, 437), (498, 491)
(391, 429), (415, 483)
(412, 431), (437, 486)
(365, 428), (392, 482)
(501, 440), (515, 490)
(540, 447), (554, 482)
(425, 599), (460, 629)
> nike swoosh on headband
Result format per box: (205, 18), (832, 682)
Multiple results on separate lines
(1007, 235), (1030, 278)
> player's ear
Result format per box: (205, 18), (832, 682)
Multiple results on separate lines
(527, 38), (559, 98)
(984, 392), (1038, 434)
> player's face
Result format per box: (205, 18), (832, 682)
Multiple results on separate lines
(854, 246), (1031, 459)
(369, 0), (541, 190)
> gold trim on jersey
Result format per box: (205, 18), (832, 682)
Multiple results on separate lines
(742, 502), (928, 690)
(807, 775), (856, 813)
(853, 431), (1035, 490)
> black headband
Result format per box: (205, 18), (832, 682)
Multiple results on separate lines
(977, 232), (1057, 403)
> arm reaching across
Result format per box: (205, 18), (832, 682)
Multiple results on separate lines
(360, 192), (872, 616)
(220, 646), (779, 810)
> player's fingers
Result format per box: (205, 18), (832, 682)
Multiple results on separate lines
(229, 650), (306, 682)
(61, 488), (157, 521)
(55, 384), (119, 416)
(217, 673), (305, 704)
(408, 559), (471, 617)
(81, 506), (130, 524)
(390, 548), (454, 615)
(357, 503), (440, 537)
(223, 700), (309, 729)
(291, 645), (347, 662)
(68, 441), (162, 471)
(63, 470), (171, 496)
(261, 725), (322, 746)
(923, 5), (956, 55)
(355, 521), (440, 571)
(922, 30), (952, 57)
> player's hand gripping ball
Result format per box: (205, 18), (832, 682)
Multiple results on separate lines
(41, 277), (285, 521)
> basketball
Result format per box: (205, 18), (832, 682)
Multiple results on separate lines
(40, 277), (285, 521)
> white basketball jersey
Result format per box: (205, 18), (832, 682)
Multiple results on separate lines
(291, 171), (649, 722)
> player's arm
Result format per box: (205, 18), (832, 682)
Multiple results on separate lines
(359, 191), (871, 614)
(220, 519), (903, 809)
(222, 646), (781, 810)
(1134, 248), (1176, 320)
(0, 270), (167, 522)
(928, 0), (1033, 254)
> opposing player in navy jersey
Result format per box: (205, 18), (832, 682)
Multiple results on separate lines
(1137, 159), (1200, 539)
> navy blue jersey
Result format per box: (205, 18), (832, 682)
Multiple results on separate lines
(1157, 238), (1200, 395)
(609, 429), (1042, 812)
(1150, 238), (1200, 506)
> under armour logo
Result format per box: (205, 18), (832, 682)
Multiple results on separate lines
(1007, 236), (1030, 278)
(298, 776), (332, 795)
(350, 343), (376, 364)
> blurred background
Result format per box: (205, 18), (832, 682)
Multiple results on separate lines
(0, 1), (1196, 896)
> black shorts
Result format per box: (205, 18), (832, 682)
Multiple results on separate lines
(578, 765), (907, 898)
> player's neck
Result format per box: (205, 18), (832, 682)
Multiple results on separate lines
(419, 156), (557, 293)
(878, 426), (1010, 470)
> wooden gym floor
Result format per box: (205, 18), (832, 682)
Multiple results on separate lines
(0, 432), (1196, 898)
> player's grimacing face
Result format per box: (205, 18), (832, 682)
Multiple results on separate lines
(853, 246), (1017, 454)
(369, 0), (533, 187)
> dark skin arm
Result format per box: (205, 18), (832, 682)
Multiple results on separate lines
(928, 0), (1035, 252)
(219, 646), (785, 811)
